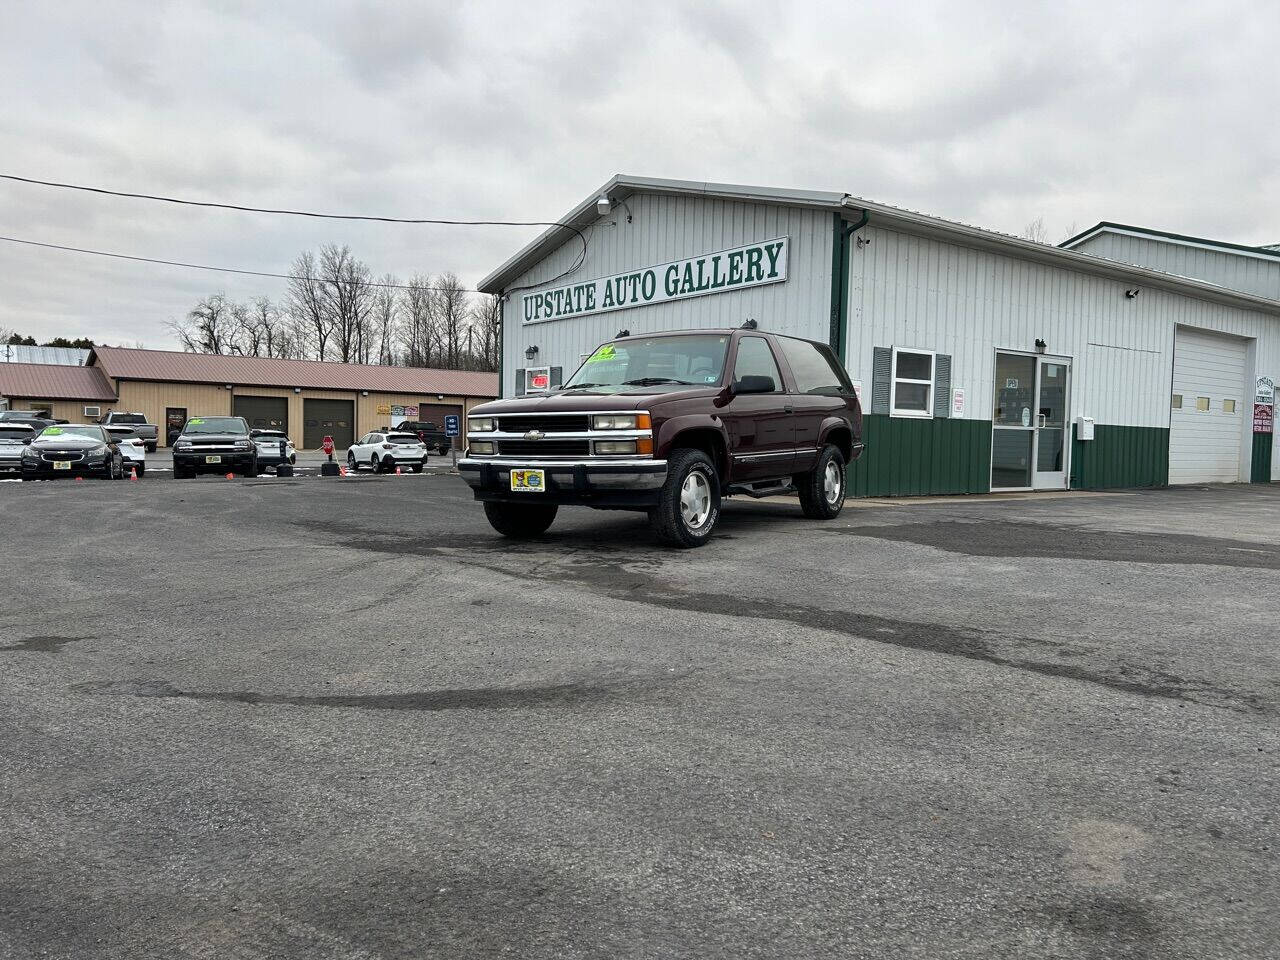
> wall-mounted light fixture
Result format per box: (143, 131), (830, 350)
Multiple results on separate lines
(1034, 339), (1047, 354)
(224, 383), (234, 390)
(596, 195), (611, 216)
(294, 387), (301, 394)
(524, 344), (539, 361)
(1125, 288), (1141, 299)
(361, 390), (369, 397)
(616, 328), (630, 338)
(437, 394), (444, 401)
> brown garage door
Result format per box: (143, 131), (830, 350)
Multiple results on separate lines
(418, 402), (463, 449)
(233, 395), (288, 433)
(303, 398), (354, 451)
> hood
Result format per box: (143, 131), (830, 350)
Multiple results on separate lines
(470, 385), (721, 415)
(31, 433), (105, 449)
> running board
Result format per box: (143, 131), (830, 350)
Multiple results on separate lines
(727, 481), (795, 499)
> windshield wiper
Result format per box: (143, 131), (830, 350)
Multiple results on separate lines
(621, 377), (697, 386)
(560, 382), (606, 391)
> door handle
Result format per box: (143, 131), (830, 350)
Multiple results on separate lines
(1037, 414), (1047, 428)
(784, 405), (794, 413)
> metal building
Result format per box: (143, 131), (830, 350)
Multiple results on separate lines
(479, 176), (1279, 496)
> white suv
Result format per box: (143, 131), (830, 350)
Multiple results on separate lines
(347, 431), (427, 473)
(104, 425), (147, 476)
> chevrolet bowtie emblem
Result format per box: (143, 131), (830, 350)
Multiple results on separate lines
(524, 430), (544, 441)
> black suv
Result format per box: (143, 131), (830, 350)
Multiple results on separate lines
(172, 416), (258, 478)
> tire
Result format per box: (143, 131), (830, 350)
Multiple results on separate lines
(347, 451), (359, 472)
(146, 443), (157, 453)
(483, 501), (558, 539)
(241, 462), (258, 478)
(133, 463), (145, 477)
(371, 454), (381, 473)
(411, 463), (423, 473)
(797, 444), (847, 520)
(648, 448), (721, 548)
(174, 466), (194, 479)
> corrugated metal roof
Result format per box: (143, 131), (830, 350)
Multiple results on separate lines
(478, 175), (1280, 317)
(90, 346), (498, 397)
(0, 345), (91, 365)
(0, 362), (116, 400)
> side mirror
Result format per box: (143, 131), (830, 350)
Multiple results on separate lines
(731, 375), (776, 395)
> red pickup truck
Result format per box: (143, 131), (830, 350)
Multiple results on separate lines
(460, 324), (864, 547)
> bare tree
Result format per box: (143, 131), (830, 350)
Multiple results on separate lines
(400, 273), (438, 367)
(431, 272), (468, 369)
(311, 244), (375, 363)
(469, 293), (502, 372)
(287, 250), (331, 360)
(371, 276), (399, 365)
(1022, 216), (1049, 245)
(169, 294), (237, 353)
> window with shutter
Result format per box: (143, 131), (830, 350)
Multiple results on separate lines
(871, 347), (892, 415)
(890, 348), (936, 418)
(933, 354), (952, 418)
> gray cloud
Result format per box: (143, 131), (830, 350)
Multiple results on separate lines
(1, 0), (1275, 347)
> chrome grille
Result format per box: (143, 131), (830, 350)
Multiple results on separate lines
(498, 439), (590, 457)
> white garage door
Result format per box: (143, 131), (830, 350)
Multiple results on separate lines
(1169, 327), (1247, 484)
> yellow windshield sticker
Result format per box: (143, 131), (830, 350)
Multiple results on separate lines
(44, 427), (63, 435)
(189, 418), (204, 425)
(585, 344), (618, 363)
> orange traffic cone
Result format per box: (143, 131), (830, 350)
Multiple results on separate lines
(225, 472), (235, 480)
(395, 465), (403, 475)
(129, 466), (138, 481)
(75, 476), (83, 483)
(339, 465), (347, 476)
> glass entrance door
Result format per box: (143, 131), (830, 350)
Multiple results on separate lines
(991, 353), (1071, 491)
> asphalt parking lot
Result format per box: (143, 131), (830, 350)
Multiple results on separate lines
(2, 475), (1277, 959)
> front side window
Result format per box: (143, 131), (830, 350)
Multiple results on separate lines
(778, 337), (850, 396)
(562, 334), (731, 392)
(732, 337), (782, 391)
(891, 348), (935, 417)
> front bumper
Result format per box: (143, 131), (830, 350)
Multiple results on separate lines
(21, 458), (109, 477)
(459, 457), (668, 507)
(174, 452), (256, 472)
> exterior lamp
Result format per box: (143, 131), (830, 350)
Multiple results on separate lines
(361, 390), (369, 397)
(525, 345), (539, 361)
(596, 195), (611, 216)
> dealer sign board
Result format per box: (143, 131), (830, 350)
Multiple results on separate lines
(521, 238), (789, 325)
(1257, 376), (1275, 405)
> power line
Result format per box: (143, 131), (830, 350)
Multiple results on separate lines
(0, 234), (466, 292)
(0, 172), (590, 286)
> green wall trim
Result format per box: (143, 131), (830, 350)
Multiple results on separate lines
(1070, 424), (1169, 490)
(828, 213), (843, 351)
(848, 415), (992, 497)
(1251, 432), (1273, 483)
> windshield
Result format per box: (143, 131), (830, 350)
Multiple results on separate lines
(38, 425), (105, 441)
(562, 334), (731, 391)
(0, 427), (32, 440)
(183, 417), (247, 435)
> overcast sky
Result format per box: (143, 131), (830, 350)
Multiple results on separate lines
(1, 0), (1276, 348)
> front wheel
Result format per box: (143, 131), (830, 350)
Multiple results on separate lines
(797, 444), (847, 519)
(648, 448), (721, 548)
(483, 501), (558, 539)
(347, 451), (359, 472)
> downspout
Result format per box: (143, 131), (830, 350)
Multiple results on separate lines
(828, 210), (868, 360)
(498, 290), (506, 399)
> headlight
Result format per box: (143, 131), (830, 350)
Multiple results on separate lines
(84, 444), (108, 460)
(174, 440), (192, 451)
(21, 447), (38, 459)
(594, 440), (638, 455)
(234, 439), (253, 450)
(468, 417), (495, 432)
(469, 441), (495, 455)
(593, 414), (651, 430)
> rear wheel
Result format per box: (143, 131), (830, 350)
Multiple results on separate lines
(797, 444), (846, 519)
(411, 463), (423, 473)
(648, 448), (721, 548)
(483, 501), (558, 539)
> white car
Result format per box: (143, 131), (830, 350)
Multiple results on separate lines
(347, 431), (427, 473)
(0, 421), (36, 472)
(104, 425), (146, 476)
(250, 429), (297, 471)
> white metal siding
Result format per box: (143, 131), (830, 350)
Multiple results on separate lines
(1169, 327), (1248, 484)
(1075, 232), (1280, 302)
(499, 194), (832, 393)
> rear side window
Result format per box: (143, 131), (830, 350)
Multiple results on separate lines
(778, 337), (851, 395)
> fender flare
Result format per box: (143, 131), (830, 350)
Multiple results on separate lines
(817, 416), (856, 455)
(656, 414), (731, 473)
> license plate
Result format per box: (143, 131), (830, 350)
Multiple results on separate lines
(53, 461), (72, 470)
(205, 455), (222, 464)
(510, 468), (545, 492)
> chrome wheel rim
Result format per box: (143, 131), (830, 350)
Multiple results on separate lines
(823, 461), (843, 504)
(680, 470), (712, 530)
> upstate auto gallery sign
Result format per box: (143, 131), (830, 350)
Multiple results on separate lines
(521, 237), (789, 325)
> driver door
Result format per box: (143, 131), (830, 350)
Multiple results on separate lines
(724, 335), (795, 481)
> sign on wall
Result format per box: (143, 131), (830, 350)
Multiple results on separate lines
(1257, 376), (1275, 405)
(1254, 404), (1273, 434)
(524, 366), (551, 394)
(521, 237), (789, 325)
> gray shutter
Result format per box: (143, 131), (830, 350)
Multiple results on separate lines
(933, 354), (952, 418)
(515, 368), (526, 396)
(550, 366), (563, 388)
(871, 347), (892, 415)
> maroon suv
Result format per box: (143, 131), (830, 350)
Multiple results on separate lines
(460, 324), (864, 547)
